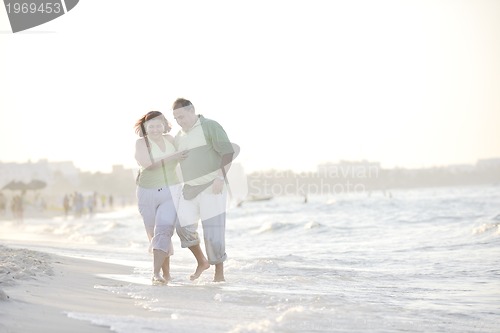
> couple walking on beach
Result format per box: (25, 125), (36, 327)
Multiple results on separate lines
(134, 98), (235, 284)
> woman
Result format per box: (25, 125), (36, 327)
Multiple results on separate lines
(134, 111), (187, 285)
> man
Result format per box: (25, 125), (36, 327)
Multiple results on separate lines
(173, 98), (234, 282)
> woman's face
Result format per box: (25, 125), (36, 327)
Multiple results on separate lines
(145, 118), (164, 137)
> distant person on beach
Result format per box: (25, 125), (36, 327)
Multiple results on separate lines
(73, 192), (84, 218)
(62, 194), (71, 218)
(108, 195), (114, 209)
(100, 194), (106, 209)
(86, 194), (95, 217)
(11, 195), (23, 223)
(172, 98), (234, 282)
(134, 111), (188, 285)
(0, 192), (6, 216)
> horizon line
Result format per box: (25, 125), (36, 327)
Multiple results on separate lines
(1, 157), (500, 175)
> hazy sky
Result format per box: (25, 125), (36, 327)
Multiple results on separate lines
(1, 0), (499, 173)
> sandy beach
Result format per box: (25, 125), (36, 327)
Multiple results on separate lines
(1, 186), (499, 333)
(0, 245), (157, 333)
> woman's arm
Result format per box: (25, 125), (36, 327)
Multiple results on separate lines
(135, 137), (188, 170)
(135, 138), (153, 168)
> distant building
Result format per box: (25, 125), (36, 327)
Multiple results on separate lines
(45, 160), (80, 185)
(446, 164), (475, 174)
(111, 164), (137, 182)
(476, 158), (500, 169)
(0, 159), (80, 189)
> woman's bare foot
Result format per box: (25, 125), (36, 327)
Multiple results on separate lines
(152, 273), (167, 285)
(190, 261), (210, 280)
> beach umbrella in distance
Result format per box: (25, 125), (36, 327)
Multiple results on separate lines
(26, 179), (47, 190)
(1, 180), (28, 191)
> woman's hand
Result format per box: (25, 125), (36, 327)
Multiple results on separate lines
(143, 150), (189, 170)
(161, 150), (189, 163)
(173, 150), (189, 161)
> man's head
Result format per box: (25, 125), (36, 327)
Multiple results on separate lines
(172, 98), (198, 131)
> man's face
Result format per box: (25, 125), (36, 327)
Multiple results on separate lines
(173, 106), (196, 131)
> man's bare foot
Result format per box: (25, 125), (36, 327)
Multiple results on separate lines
(213, 272), (225, 282)
(190, 261), (210, 280)
(213, 263), (225, 282)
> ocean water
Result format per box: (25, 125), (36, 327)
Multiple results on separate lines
(1, 185), (500, 333)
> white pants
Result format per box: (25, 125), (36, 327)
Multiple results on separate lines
(176, 185), (227, 265)
(137, 185), (181, 255)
